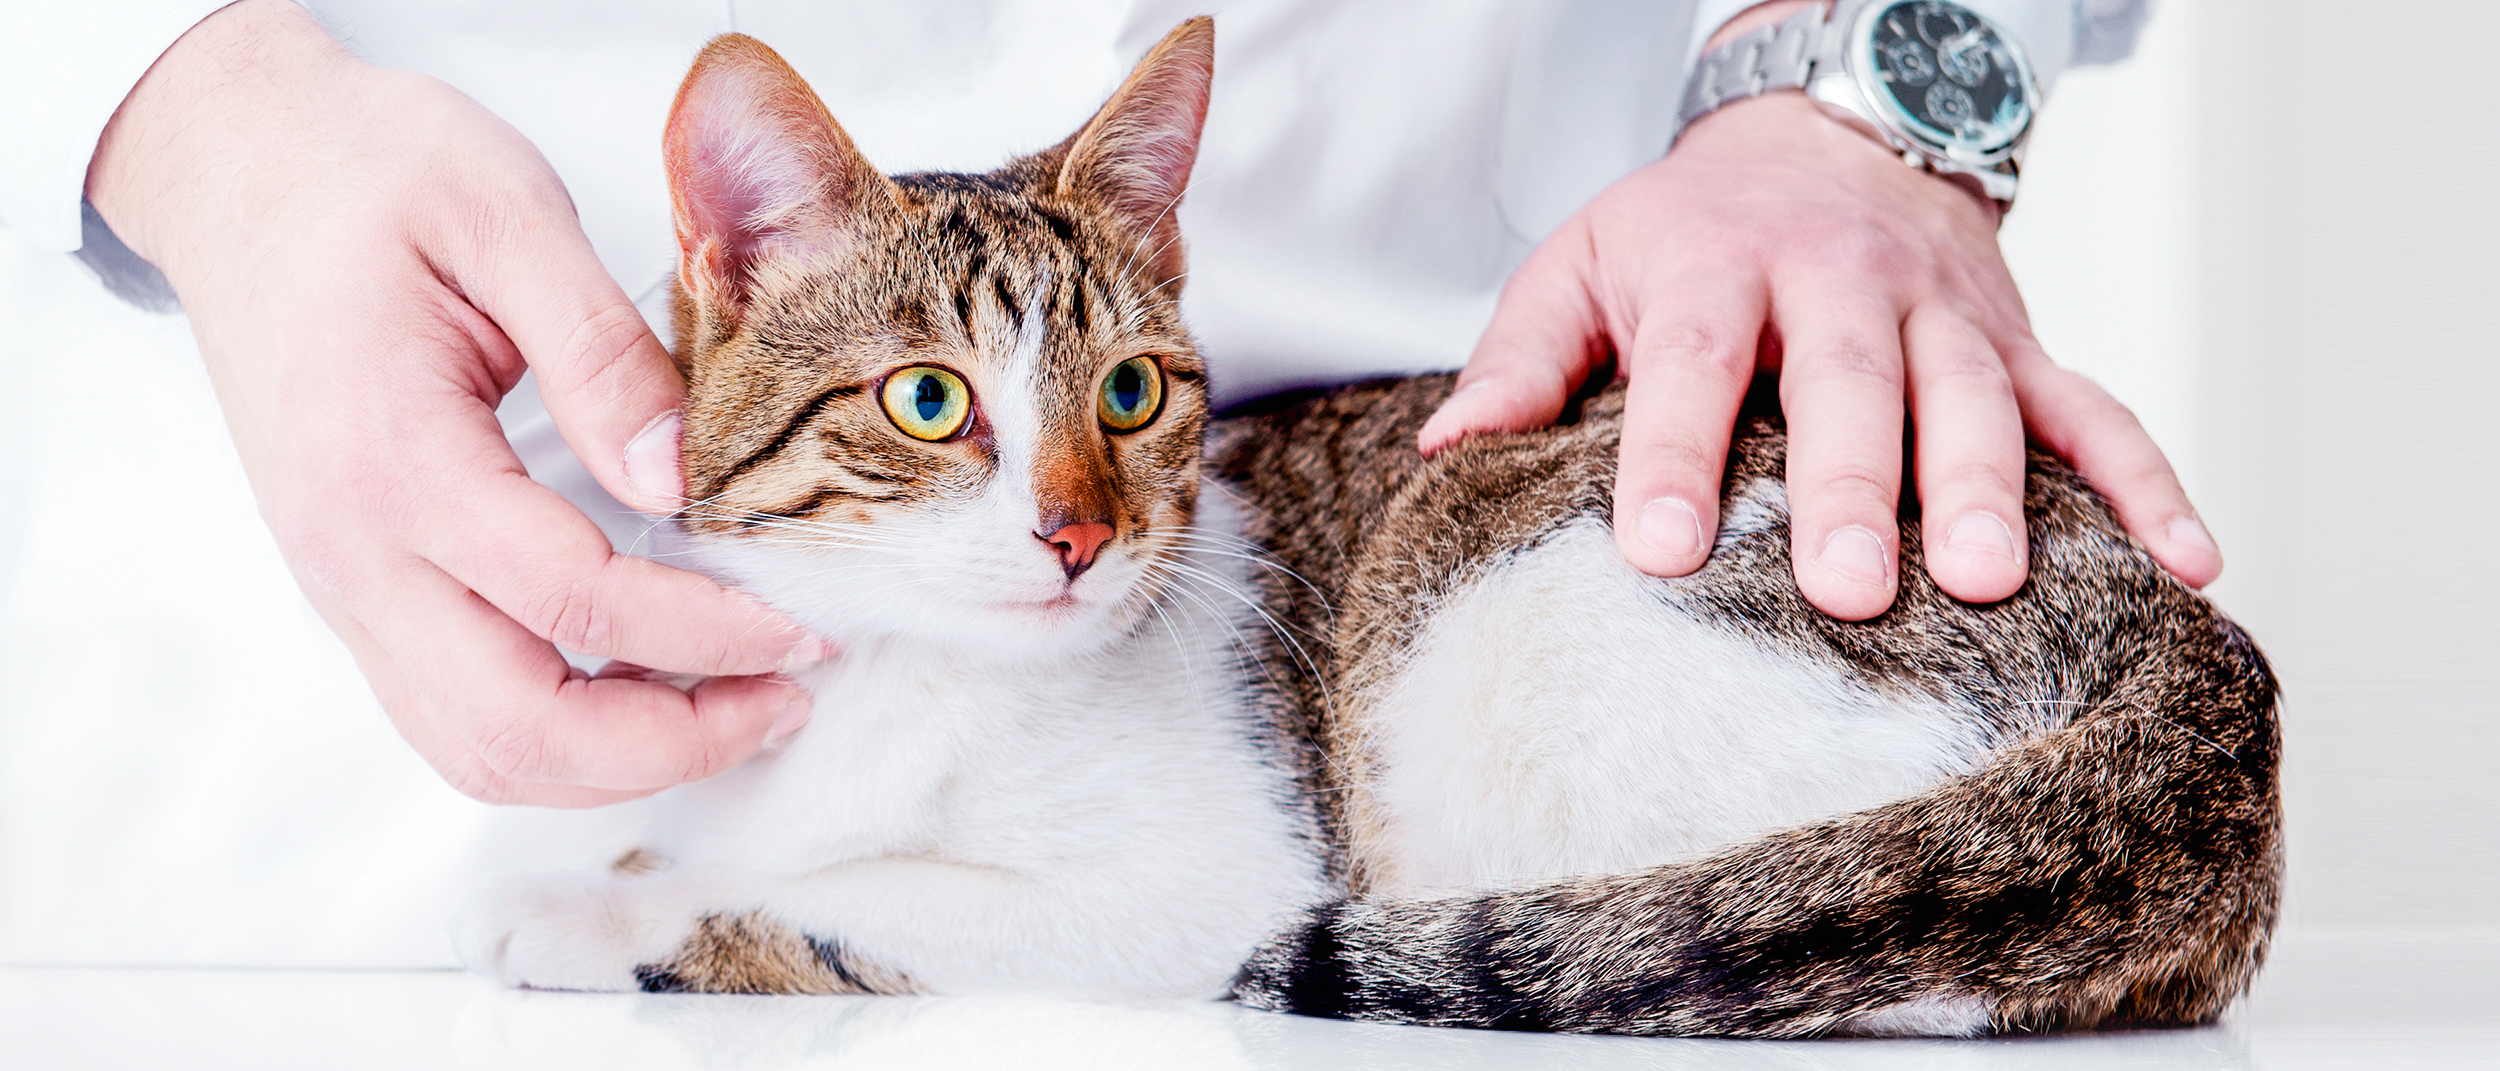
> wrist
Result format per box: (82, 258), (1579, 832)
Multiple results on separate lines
(86, 0), (363, 275)
(1683, 0), (2027, 219)
(1674, 92), (2003, 224)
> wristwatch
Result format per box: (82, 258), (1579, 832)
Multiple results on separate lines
(1677, 0), (2038, 208)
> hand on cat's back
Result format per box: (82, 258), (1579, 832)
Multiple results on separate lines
(1419, 14), (2224, 621)
(79, 0), (827, 805)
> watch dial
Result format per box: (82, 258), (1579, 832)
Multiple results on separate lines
(1866, 1), (2029, 153)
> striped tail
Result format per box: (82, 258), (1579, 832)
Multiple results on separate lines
(1235, 620), (2281, 1038)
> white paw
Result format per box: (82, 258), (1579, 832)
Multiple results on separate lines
(452, 873), (688, 992)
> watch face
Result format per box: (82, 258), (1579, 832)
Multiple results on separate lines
(1857, 1), (2032, 157)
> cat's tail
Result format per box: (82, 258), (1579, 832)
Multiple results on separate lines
(1233, 617), (2282, 1038)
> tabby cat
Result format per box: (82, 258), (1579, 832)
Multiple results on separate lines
(455, 20), (2280, 1038)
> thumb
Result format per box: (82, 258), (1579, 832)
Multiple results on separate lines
(465, 209), (690, 515)
(1419, 223), (1613, 456)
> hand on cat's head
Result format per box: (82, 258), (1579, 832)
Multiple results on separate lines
(83, 0), (830, 806)
(1419, 85), (2224, 622)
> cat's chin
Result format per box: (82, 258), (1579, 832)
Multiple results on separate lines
(811, 593), (1152, 662)
(671, 531), (1162, 662)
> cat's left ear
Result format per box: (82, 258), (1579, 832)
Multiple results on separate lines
(1053, 17), (1214, 281)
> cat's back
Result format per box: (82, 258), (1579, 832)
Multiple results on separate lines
(1211, 372), (2270, 896)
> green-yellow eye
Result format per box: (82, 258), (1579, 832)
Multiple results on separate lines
(1098, 356), (1165, 432)
(880, 366), (972, 441)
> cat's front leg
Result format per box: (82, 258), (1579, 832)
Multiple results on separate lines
(453, 865), (725, 992)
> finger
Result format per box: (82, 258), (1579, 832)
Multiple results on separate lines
(454, 191), (691, 515)
(1420, 221), (1610, 455)
(397, 413), (827, 676)
(1903, 305), (2028, 603)
(296, 582), (653, 807)
(348, 553), (812, 794)
(1610, 273), (1766, 577)
(2005, 347), (2222, 587)
(1775, 280), (1907, 621)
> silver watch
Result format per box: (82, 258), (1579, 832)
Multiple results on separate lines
(1677, 0), (2037, 207)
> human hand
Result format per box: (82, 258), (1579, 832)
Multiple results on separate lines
(85, 0), (828, 805)
(1420, 30), (2220, 620)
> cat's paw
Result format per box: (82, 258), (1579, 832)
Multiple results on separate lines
(453, 873), (690, 992)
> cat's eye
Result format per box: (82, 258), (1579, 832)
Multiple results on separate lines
(880, 366), (973, 441)
(1098, 356), (1165, 433)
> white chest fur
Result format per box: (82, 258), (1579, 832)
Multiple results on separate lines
(460, 531), (1330, 998)
(1354, 520), (1996, 896)
(650, 617), (1304, 885)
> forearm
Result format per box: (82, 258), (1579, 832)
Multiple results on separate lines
(86, 0), (362, 280)
(0, 0), (232, 253)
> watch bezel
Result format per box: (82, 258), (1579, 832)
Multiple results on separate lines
(1842, 0), (2036, 168)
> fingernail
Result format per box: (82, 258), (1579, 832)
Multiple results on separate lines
(2168, 515), (2218, 556)
(783, 635), (836, 671)
(763, 689), (813, 749)
(1818, 526), (1891, 585)
(1945, 511), (2018, 560)
(1636, 497), (1705, 558)
(623, 410), (684, 511)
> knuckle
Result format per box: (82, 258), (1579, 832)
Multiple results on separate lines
(439, 759), (526, 805)
(516, 568), (617, 653)
(1933, 458), (2027, 503)
(2106, 453), (2184, 500)
(1627, 435), (1720, 485)
(1810, 336), (1903, 390)
(2067, 386), (2147, 437)
(470, 712), (560, 784)
(547, 302), (661, 407)
(1917, 342), (2012, 389)
(1820, 223), (1922, 278)
(1640, 322), (1752, 380)
(1806, 464), (1899, 514)
(679, 726), (739, 784)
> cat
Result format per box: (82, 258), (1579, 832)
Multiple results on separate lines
(455, 19), (2281, 1039)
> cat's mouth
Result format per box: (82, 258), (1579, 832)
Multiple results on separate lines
(987, 585), (1091, 619)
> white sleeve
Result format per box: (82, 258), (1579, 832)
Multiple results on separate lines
(1683, 0), (2155, 93)
(0, 0), (239, 254)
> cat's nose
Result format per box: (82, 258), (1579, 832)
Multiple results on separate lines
(1037, 521), (1115, 579)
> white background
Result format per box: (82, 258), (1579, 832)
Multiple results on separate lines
(0, 0), (2491, 977)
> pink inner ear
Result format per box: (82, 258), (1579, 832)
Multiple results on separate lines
(666, 42), (859, 307)
(679, 81), (821, 257)
(1061, 21), (1214, 269)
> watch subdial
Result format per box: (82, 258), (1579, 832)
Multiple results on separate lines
(1881, 40), (1937, 87)
(1923, 82), (1978, 136)
(1936, 29), (1991, 87)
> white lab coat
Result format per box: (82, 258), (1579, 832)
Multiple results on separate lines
(0, 0), (2143, 968)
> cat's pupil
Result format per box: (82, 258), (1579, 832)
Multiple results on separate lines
(1113, 364), (1143, 411)
(915, 375), (945, 420)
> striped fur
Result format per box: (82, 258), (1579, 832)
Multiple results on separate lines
(463, 19), (2279, 1035)
(1218, 377), (2280, 1036)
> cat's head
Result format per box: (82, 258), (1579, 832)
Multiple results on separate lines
(658, 21), (1216, 658)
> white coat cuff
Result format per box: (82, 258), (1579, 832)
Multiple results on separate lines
(0, 0), (240, 253)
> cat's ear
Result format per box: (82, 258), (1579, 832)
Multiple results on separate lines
(1052, 17), (1214, 280)
(664, 34), (897, 324)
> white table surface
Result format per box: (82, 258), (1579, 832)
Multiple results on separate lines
(4, 929), (2491, 1070)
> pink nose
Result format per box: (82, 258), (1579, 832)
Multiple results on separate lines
(1037, 521), (1114, 579)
